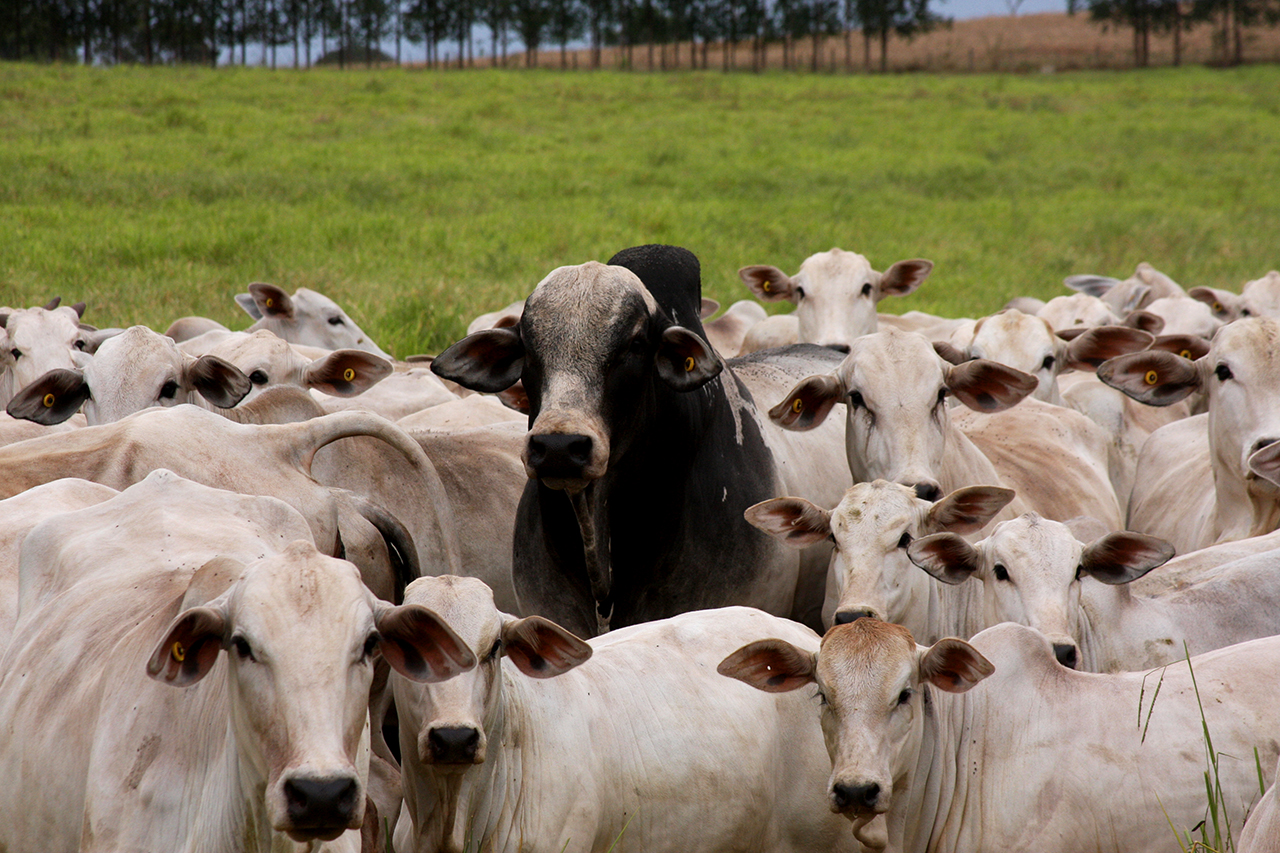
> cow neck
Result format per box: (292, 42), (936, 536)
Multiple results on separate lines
(891, 685), (975, 853)
(569, 483), (613, 636)
(184, 694), (278, 853)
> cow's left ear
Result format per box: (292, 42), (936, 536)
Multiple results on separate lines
(501, 615), (592, 678)
(1080, 532), (1174, 585)
(876, 259), (933, 300)
(908, 533), (981, 585)
(918, 638), (993, 694)
(1062, 326), (1155, 372)
(375, 603), (477, 683)
(187, 355), (253, 409)
(655, 326), (722, 392)
(1149, 334), (1211, 362)
(431, 328), (526, 393)
(718, 639), (816, 693)
(1096, 350), (1202, 406)
(769, 374), (844, 431)
(244, 282), (294, 319)
(945, 359), (1037, 412)
(304, 350), (393, 397)
(147, 605), (228, 687)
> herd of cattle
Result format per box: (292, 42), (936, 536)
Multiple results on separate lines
(4, 243), (1280, 852)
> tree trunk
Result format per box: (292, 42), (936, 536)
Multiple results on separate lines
(879, 27), (887, 71)
(863, 29), (870, 70)
(1171, 3), (1180, 66)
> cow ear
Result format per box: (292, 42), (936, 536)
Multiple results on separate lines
(946, 360), (1037, 413)
(1080, 532), (1174, 585)
(1064, 275), (1119, 298)
(924, 486), (1015, 535)
(498, 381), (531, 415)
(247, 282), (294, 319)
(745, 497), (832, 547)
(78, 326), (124, 354)
(718, 639), (816, 693)
(147, 605), (228, 687)
(1249, 441), (1280, 490)
(656, 326), (722, 392)
(907, 533), (980, 585)
(918, 638), (993, 693)
(1062, 325), (1155, 372)
(375, 603), (477, 683)
(431, 328), (525, 394)
(932, 341), (969, 366)
(1188, 286), (1238, 321)
(1120, 310), (1165, 336)
(1150, 334), (1211, 362)
(304, 350), (393, 397)
(699, 297), (720, 320)
(877, 259), (933, 299)
(1096, 350), (1201, 406)
(739, 265), (798, 303)
(187, 355), (253, 409)
(501, 615), (592, 679)
(6, 369), (91, 425)
(769, 374), (844, 431)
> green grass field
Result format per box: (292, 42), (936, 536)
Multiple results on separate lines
(2, 63), (1278, 357)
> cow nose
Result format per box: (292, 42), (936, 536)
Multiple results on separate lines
(911, 481), (942, 503)
(527, 433), (594, 480)
(833, 608), (878, 625)
(427, 726), (481, 764)
(283, 775), (360, 830)
(831, 781), (881, 813)
(1052, 643), (1079, 670)
(1252, 438), (1280, 455)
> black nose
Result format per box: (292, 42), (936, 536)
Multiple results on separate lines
(1252, 437), (1280, 455)
(911, 481), (942, 502)
(428, 726), (481, 764)
(1053, 643), (1079, 670)
(283, 776), (359, 829)
(527, 433), (594, 479)
(831, 781), (881, 812)
(834, 608), (877, 625)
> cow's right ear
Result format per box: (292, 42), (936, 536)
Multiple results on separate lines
(6, 368), (91, 425)
(1062, 326), (1155, 372)
(1080, 532), (1174, 585)
(739, 265), (799, 303)
(147, 606), (228, 687)
(718, 639), (816, 693)
(1096, 350), (1202, 406)
(924, 486), (1015, 536)
(188, 355), (253, 409)
(908, 533), (980, 585)
(745, 497), (832, 547)
(375, 603), (477, 683)
(243, 282), (294, 319)
(1188, 286), (1239, 322)
(501, 615), (593, 679)
(769, 374), (844, 431)
(430, 328), (525, 393)
(946, 360), (1037, 413)
(918, 638), (992, 693)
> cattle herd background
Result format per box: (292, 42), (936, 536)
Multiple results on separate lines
(4, 244), (1280, 852)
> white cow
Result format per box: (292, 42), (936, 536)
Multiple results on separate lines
(1099, 316), (1280, 550)
(1240, 755), (1280, 853)
(771, 327), (1122, 528)
(737, 249), (933, 354)
(910, 512), (1280, 673)
(1066, 261), (1188, 315)
(0, 299), (98, 408)
(745, 480), (1013, 635)
(237, 282), (392, 357)
(701, 299), (768, 358)
(391, 575), (855, 853)
(1037, 292), (1120, 331)
(720, 619), (1280, 853)
(1191, 271), (1280, 322)
(1140, 296), (1222, 339)
(0, 477), (473, 853)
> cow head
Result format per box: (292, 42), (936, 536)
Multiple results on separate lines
(0, 302), (95, 408)
(237, 283), (391, 358)
(431, 259), (721, 492)
(147, 543), (474, 843)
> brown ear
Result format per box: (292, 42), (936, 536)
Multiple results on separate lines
(768, 374), (844, 431)
(1150, 334), (1211, 362)
(924, 486), (1015, 535)
(1121, 310), (1165, 336)
(745, 497), (832, 547)
(304, 350), (393, 396)
(6, 368), (90, 425)
(1080, 532), (1175, 585)
(717, 639), (816, 693)
(946, 360), (1037, 412)
(431, 328), (525, 393)
(1063, 326), (1155, 371)
(501, 615), (592, 678)
(147, 606), (228, 687)
(1096, 351), (1202, 406)
(877, 259), (933, 299)
(1188, 286), (1238, 321)
(1249, 441), (1280, 490)
(932, 341), (969, 366)
(1064, 274), (1119, 298)
(739, 265), (798, 303)
(907, 533), (980, 585)
(375, 603), (477, 683)
(498, 381), (531, 414)
(248, 282), (294, 318)
(1055, 327), (1089, 342)
(655, 326), (722, 392)
(918, 638), (993, 693)
(699, 297), (720, 320)
(188, 355), (253, 408)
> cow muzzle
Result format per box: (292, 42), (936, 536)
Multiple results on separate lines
(423, 724), (485, 766)
(830, 779), (889, 817)
(278, 772), (363, 841)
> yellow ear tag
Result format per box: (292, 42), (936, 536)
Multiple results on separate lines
(171, 641), (186, 662)
(1180, 350), (1192, 359)
(1144, 370), (1158, 386)
(762, 281), (772, 293)
(42, 393), (55, 408)
(683, 357), (695, 373)
(1213, 302), (1222, 313)
(265, 298), (274, 309)
(343, 368), (355, 382)
(792, 398), (803, 413)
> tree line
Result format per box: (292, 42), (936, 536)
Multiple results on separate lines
(1, 0), (1275, 69)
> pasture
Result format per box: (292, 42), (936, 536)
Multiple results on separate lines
(2, 62), (1278, 356)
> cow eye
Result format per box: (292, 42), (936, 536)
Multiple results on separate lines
(896, 688), (913, 706)
(1042, 355), (1055, 371)
(993, 564), (1010, 582)
(861, 283), (873, 297)
(795, 286), (806, 299)
(1075, 564), (1084, 581)
(9, 348), (20, 359)
(812, 687), (828, 707)
(1215, 364), (1233, 381)
(361, 632), (380, 662)
(159, 380), (179, 399)
(231, 636), (255, 662)
(485, 638), (502, 661)
(328, 316), (345, 326)
(936, 387), (947, 406)
(897, 531), (913, 549)
(74, 339), (86, 350)
(849, 390), (865, 408)
(249, 370), (268, 385)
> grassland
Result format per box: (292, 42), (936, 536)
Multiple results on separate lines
(2, 61), (1279, 356)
